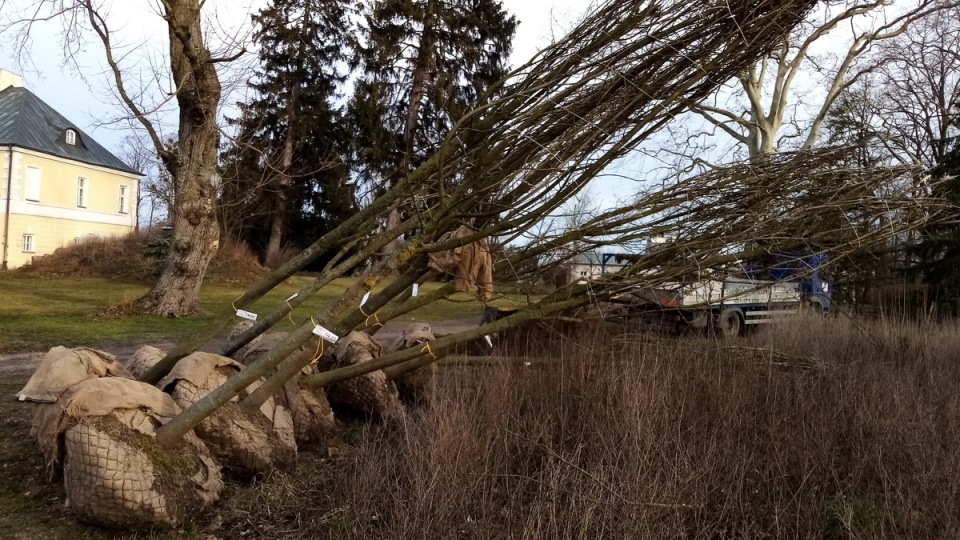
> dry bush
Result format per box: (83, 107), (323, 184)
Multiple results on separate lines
(327, 319), (960, 539)
(19, 229), (155, 281)
(18, 229), (267, 285)
(205, 235), (269, 286)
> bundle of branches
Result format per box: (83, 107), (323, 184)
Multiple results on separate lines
(145, 0), (926, 448)
(299, 149), (945, 389)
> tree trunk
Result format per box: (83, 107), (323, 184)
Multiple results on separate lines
(264, 187), (287, 268)
(136, 0), (221, 317)
(382, 0), (435, 256)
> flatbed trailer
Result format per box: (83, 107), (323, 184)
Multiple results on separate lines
(614, 253), (831, 337)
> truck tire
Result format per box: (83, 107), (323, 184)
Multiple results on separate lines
(717, 309), (743, 338)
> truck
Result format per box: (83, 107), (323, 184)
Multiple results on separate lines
(611, 251), (832, 337)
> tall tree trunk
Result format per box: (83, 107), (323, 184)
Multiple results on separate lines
(382, 0), (435, 256)
(263, 3), (310, 267)
(136, 0), (221, 317)
(264, 184), (287, 267)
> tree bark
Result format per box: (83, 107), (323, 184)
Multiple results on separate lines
(136, 0), (222, 317)
(264, 185), (287, 268)
(264, 3), (308, 268)
(382, 0), (435, 256)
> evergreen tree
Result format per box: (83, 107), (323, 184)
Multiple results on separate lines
(910, 143), (960, 313)
(221, 0), (357, 267)
(348, 0), (517, 253)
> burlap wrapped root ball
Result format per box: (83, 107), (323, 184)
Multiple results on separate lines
(16, 346), (134, 404)
(388, 324), (438, 406)
(15, 346), (135, 475)
(233, 329), (336, 446)
(125, 345), (166, 379)
(319, 331), (403, 421)
(158, 352), (296, 477)
(27, 377), (223, 530)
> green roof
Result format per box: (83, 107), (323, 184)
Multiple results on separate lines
(0, 86), (141, 175)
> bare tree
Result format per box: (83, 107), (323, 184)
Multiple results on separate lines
(690, 0), (950, 160)
(118, 133), (175, 229)
(149, 0), (845, 447)
(872, 5), (960, 167)
(5, 0), (244, 316)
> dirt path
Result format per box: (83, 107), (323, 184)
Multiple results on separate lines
(0, 318), (481, 378)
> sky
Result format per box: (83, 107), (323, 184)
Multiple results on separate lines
(0, 0), (588, 158)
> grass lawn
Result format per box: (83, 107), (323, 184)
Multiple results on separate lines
(0, 274), (535, 353)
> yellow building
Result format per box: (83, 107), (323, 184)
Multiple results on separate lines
(0, 70), (141, 269)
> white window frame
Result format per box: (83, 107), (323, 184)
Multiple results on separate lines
(24, 165), (41, 202)
(65, 129), (76, 145)
(77, 176), (88, 208)
(22, 233), (34, 253)
(118, 185), (128, 213)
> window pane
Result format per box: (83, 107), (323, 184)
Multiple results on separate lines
(77, 177), (87, 207)
(25, 166), (40, 201)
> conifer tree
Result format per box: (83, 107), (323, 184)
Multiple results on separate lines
(222, 0), (357, 266)
(348, 0), (517, 253)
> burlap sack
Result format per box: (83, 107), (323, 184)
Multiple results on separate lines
(320, 332), (403, 421)
(125, 345), (166, 379)
(387, 324), (438, 405)
(31, 377), (222, 530)
(427, 225), (494, 301)
(157, 352), (296, 477)
(234, 332), (336, 446)
(16, 346), (133, 403)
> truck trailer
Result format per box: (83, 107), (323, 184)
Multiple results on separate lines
(614, 252), (831, 337)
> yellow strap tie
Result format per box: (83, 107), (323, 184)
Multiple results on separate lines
(360, 305), (383, 327)
(286, 301), (296, 326)
(310, 336), (324, 364)
(420, 342), (437, 359)
(231, 297), (241, 312)
(309, 317), (325, 364)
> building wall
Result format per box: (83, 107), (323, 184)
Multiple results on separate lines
(1, 148), (139, 268)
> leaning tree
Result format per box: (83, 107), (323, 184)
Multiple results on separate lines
(143, 0), (929, 447)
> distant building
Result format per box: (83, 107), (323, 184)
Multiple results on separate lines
(0, 69), (141, 269)
(566, 252), (630, 283)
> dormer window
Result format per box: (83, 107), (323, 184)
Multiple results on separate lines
(65, 129), (77, 145)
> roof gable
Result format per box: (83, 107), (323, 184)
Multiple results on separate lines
(0, 86), (140, 175)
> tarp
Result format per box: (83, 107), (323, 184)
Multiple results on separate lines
(428, 225), (494, 301)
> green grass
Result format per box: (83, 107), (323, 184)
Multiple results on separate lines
(0, 274), (532, 353)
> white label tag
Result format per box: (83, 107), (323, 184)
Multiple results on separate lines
(411, 284), (419, 297)
(312, 324), (339, 343)
(360, 292), (370, 307)
(484, 335), (494, 348)
(236, 309), (258, 321)
(286, 293), (298, 303)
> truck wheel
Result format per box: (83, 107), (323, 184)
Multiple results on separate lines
(717, 309), (742, 338)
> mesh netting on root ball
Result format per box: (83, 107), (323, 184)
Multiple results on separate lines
(319, 331), (403, 421)
(387, 324), (437, 406)
(157, 352), (296, 477)
(232, 328), (336, 446)
(125, 345), (166, 379)
(30, 377), (223, 530)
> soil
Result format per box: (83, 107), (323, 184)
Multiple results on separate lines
(0, 318), (481, 379)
